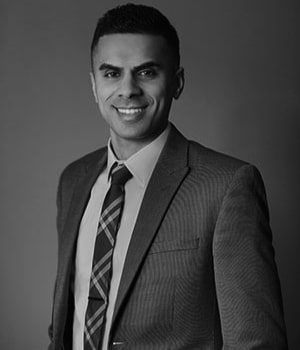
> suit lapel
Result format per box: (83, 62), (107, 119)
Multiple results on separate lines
(59, 150), (107, 278)
(54, 149), (107, 346)
(112, 125), (190, 324)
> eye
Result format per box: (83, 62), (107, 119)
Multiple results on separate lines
(138, 69), (157, 78)
(104, 70), (120, 78)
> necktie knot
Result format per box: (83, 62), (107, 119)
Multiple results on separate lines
(110, 163), (132, 186)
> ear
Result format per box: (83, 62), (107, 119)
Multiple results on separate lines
(90, 72), (98, 103)
(174, 67), (184, 100)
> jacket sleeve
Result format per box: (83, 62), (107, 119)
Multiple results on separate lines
(213, 164), (288, 349)
(48, 172), (64, 350)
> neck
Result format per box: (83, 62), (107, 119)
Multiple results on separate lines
(110, 125), (168, 160)
(110, 137), (152, 160)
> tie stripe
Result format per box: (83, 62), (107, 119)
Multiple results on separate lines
(84, 163), (132, 350)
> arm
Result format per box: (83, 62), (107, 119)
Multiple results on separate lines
(213, 165), (288, 349)
(48, 173), (64, 350)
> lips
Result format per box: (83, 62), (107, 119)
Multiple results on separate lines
(117, 107), (144, 115)
(114, 105), (147, 116)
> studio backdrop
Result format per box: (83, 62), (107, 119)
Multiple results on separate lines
(1, 0), (299, 349)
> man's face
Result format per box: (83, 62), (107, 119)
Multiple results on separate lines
(91, 33), (184, 152)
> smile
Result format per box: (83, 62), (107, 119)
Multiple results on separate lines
(115, 107), (146, 115)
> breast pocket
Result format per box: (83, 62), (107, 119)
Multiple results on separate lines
(118, 237), (207, 340)
(148, 237), (200, 254)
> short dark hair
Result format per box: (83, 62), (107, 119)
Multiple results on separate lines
(91, 3), (180, 68)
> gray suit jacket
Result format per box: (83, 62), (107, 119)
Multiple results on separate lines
(49, 124), (288, 349)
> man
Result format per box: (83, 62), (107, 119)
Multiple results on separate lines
(48, 4), (288, 350)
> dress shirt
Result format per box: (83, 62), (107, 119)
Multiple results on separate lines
(73, 124), (170, 350)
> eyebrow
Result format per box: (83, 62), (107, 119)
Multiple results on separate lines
(98, 61), (162, 73)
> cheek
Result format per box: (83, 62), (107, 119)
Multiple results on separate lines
(146, 86), (166, 105)
(95, 92), (111, 117)
(149, 79), (175, 101)
(96, 92), (113, 112)
(152, 88), (174, 109)
(95, 80), (116, 103)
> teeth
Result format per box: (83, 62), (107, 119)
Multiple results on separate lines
(117, 108), (143, 115)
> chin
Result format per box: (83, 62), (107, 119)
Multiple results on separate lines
(117, 129), (148, 141)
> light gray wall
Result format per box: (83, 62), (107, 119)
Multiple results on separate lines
(1, 0), (299, 348)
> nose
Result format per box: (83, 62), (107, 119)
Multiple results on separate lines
(118, 73), (142, 99)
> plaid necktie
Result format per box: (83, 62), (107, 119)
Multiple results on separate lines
(84, 162), (132, 350)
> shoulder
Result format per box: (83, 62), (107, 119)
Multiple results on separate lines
(187, 140), (264, 191)
(59, 146), (107, 184)
(188, 140), (246, 171)
(168, 125), (262, 188)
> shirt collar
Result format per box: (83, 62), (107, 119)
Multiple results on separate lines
(107, 124), (170, 188)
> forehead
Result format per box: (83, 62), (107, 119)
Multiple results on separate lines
(93, 33), (174, 67)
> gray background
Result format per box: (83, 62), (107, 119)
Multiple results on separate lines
(1, 0), (299, 349)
